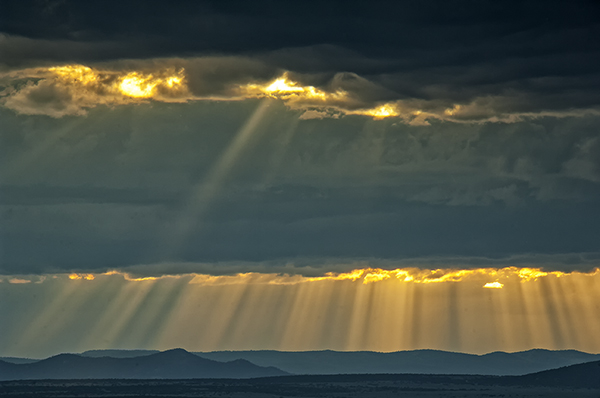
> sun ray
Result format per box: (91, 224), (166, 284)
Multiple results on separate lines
(160, 99), (272, 258)
(13, 278), (82, 354)
(3, 267), (600, 356)
(1, 116), (90, 184)
(137, 277), (191, 348)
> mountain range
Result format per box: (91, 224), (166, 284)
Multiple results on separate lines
(0, 349), (286, 380)
(2, 348), (599, 380)
(196, 348), (600, 376)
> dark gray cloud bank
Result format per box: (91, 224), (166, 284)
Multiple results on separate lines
(1, 0), (599, 275)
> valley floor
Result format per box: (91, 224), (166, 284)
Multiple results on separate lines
(0, 376), (599, 398)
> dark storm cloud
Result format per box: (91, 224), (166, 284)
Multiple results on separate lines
(1, 0), (600, 275)
(2, 0), (600, 119)
(2, 1), (598, 57)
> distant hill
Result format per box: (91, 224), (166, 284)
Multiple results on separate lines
(81, 349), (159, 358)
(0, 349), (287, 381)
(0, 357), (38, 365)
(4, 348), (598, 378)
(194, 349), (600, 376)
(514, 359), (600, 388)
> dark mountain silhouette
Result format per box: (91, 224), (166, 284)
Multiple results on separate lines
(0, 348), (287, 381)
(513, 359), (600, 388)
(81, 349), (159, 358)
(0, 357), (38, 365)
(4, 348), (599, 380)
(194, 348), (600, 376)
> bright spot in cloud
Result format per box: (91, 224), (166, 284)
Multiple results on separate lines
(119, 73), (159, 97)
(241, 74), (411, 120)
(48, 65), (187, 101)
(118, 71), (184, 98)
(517, 268), (557, 281)
(165, 76), (182, 87)
(241, 73), (344, 102)
(359, 104), (399, 118)
(7, 65), (415, 120)
(49, 65), (99, 84)
(483, 281), (504, 289)
(68, 273), (95, 281)
(265, 76), (306, 95)
(8, 278), (31, 284)
(62, 266), (582, 286)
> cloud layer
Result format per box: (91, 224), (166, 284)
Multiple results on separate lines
(1, 0), (599, 276)
(1, 99), (600, 275)
(2, 55), (600, 122)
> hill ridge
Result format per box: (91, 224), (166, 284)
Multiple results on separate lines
(0, 348), (287, 381)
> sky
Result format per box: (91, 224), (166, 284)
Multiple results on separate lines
(1, 0), (600, 358)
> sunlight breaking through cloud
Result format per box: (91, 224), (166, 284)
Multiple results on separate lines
(483, 281), (504, 289)
(1, 64), (190, 117)
(48, 266), (589, 286)
(2, 266), (600, 357)
(4, 63), (597, 122)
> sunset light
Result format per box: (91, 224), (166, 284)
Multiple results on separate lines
(2, 2), (599, 394)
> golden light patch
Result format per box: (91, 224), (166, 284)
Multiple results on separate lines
(363, 271), (392, 283)
(319, 269), (366, 282)
(483, 281), (504, 289)
(59, 266), (594, 286)
(516, 267), (564, 281)
(241, 73), (345, 103)
(118, 71), (184, 98)
(119, 72), (158, 98)
(240, 74), (415, 120)
(46, 64), (187, 101)
(15, 65), (417, 119)
(165, 76), (182, 87)
(49, 65), (99, 85)
(68, 273), (95, 281)
(359, 104), (399, 118)
(265, 76), (306, 95)
(8, 278), (31, 284)
(444, 104), (461, 116)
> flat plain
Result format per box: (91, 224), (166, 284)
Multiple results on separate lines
(1, 375), (599, 398)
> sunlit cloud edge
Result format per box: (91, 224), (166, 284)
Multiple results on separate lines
(2, 62), (599, 122)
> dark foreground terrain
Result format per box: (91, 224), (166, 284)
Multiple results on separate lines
(1, 370), (600, 398)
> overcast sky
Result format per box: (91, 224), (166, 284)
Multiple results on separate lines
(2, 0), (600, 359)
(1, 0), (600, 277)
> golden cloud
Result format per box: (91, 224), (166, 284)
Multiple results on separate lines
(8, 278), (31, 284)
(3, 62), (599, 122)
(1, 64), (190, 117)
(68, 273), (95, 281)
(52, 266), (592, 288)
(0, 64), (414, 119)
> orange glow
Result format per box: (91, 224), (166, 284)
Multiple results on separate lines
(49, 65), (99, 85)
(265, 76), (306, 95)
(68, 273), (95, 280)
(483, 281), (504, 289)
(5, 266), (600, 356)
(241, 73), (345, 103)
(363, 270), (392, 283)
(119, 72), (158, 97)
(357, 104), (399, 118)
(165, 76), (182, 87)
(516, 267), (565, 281)
(8, 278), (31, 284)
(89, 266), (595, 287)
(102, 270), (162, 282)
(46, 64), (186, 101)
(29, 65), (414, 120)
